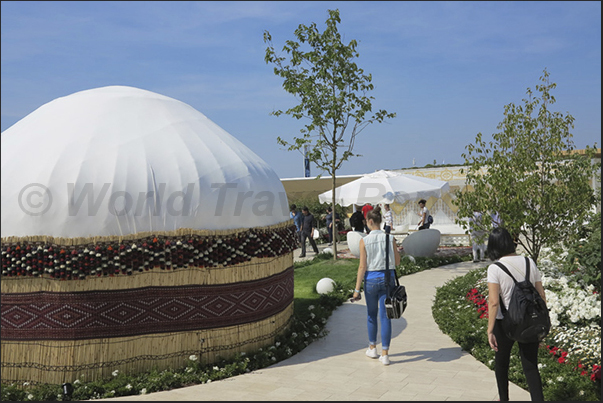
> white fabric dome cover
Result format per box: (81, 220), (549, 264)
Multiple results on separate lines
(1, 86), (289, 238)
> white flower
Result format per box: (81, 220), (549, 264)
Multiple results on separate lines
(189, 354), (198, 361)
(213, 366), (219, 371)
(73, 379), (80, 385)
(308, 305), (315, 310)
(112, 370), (119, 377)
(126, 384), (132, 390)
(556, 376), (564, 382)
(27, 394), (34, 400)
(141, 388), (147, 395)
(207, 379), (212, 384)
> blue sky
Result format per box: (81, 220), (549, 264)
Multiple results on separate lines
(1, 1), (600, 179)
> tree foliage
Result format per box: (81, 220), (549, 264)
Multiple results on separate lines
(453, 69), (600, 262)
(263, 9), (395, 258)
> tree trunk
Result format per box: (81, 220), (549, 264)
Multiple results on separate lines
(331, 171), (338, 260)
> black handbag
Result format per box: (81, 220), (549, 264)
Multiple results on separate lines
(384, 233), (407, 319)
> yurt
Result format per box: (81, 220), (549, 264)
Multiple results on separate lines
(0, 86), (297, 385)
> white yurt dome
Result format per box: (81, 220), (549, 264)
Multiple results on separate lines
(1, 86), (289, 238)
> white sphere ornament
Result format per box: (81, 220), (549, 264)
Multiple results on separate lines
(316, 278), (336, 295)
(403, 255), (416, 263)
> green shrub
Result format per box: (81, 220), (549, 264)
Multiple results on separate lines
(564, 211), (601, 292)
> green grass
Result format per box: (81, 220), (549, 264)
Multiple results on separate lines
(293, 255), (358, 313)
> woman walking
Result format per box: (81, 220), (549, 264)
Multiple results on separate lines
(382, 204), (394, 234)
(486, 227), (545, 401)
(351, 206), (401, 365)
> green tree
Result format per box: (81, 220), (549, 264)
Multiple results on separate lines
(263, 9), (395, 259)
(453, 69), (599, 262)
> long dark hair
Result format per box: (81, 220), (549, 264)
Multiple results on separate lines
(486, 227), (516, 260)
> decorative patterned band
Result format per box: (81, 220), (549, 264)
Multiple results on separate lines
(1, 225), (297, 281)
(1, 266), (294, 341)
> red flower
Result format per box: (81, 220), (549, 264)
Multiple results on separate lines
(591, 365), (601, 381)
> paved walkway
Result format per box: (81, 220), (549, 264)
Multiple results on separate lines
(102, 243), (531, 401)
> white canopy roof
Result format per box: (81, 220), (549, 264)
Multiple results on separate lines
(318, 170), (450, 207)
(1, 86), (289, 238)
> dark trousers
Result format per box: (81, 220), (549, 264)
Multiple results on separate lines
(418, 224), (430, 230)
(493, 320), (544, 401)
(300, 231), (318, 255)
(327, 225), (339, 243)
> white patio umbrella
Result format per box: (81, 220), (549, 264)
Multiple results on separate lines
(318, 170), (450, 206)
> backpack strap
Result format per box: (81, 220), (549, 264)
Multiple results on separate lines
(385, 233), (391, 297)
(493, 261), (511, 315)
(493, 261), (518, 284)
(384, 234), (400, 296)
(524, 257), (532, 285)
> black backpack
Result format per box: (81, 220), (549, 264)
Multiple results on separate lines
(427, 215), (434, 225)
(494, 257), (551, 344)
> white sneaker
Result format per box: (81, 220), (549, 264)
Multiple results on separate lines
(365, 347), (379, 359)
(379, 355), (390, 365)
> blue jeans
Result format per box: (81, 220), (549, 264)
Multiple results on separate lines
(364, 274), (396, 350)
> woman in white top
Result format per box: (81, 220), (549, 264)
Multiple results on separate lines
(486, 227), (545, 401)
(382, 204), (394, 234)
(351, 206), (401, 365)
(417, 199), (430, 230)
